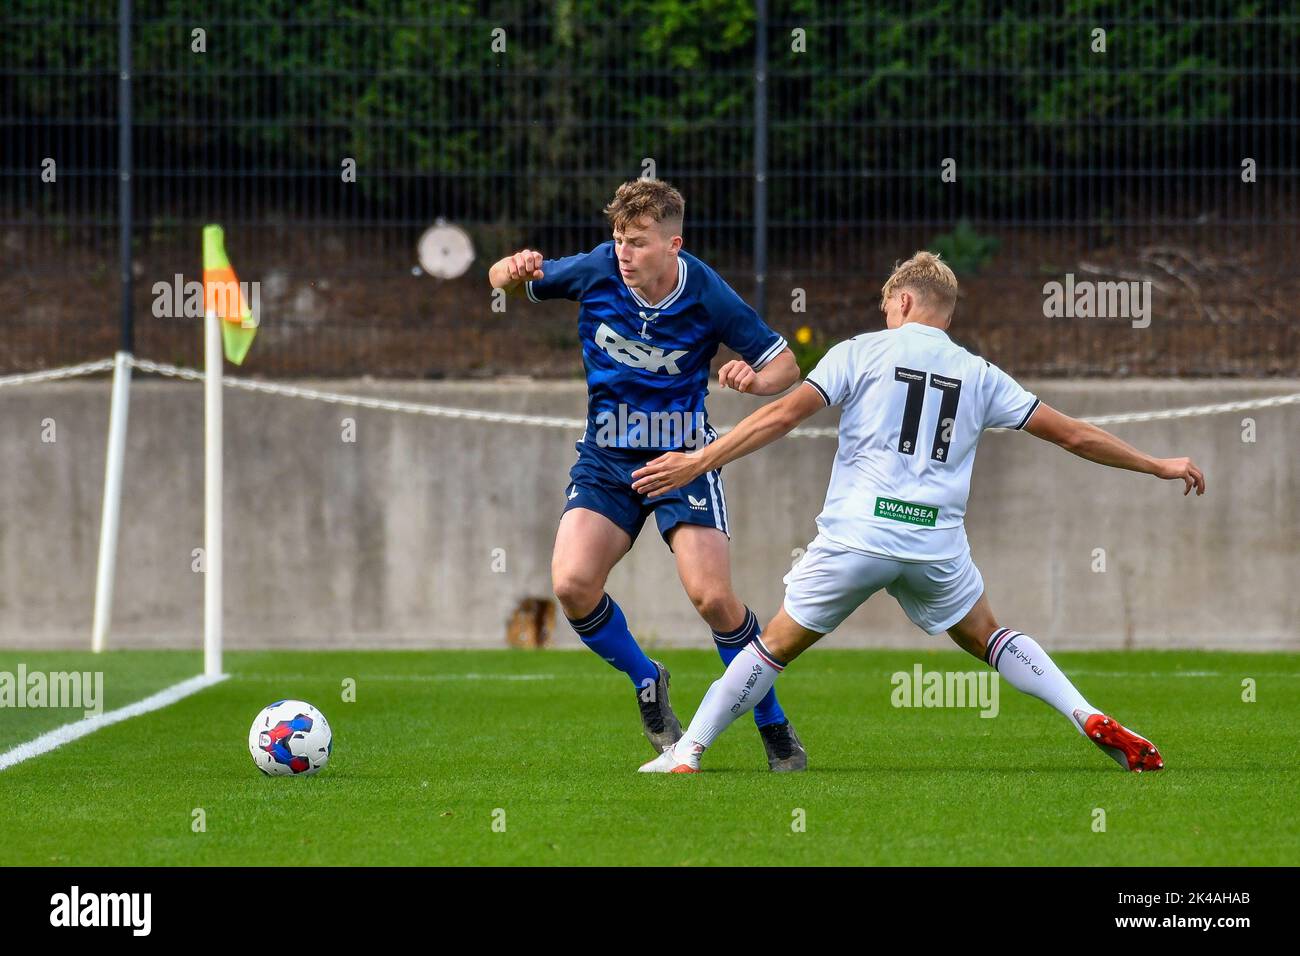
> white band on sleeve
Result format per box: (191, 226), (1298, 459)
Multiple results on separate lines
(751, 336), (788, 372)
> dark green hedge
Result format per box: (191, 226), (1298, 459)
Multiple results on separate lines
(5, 1), (1296, 221)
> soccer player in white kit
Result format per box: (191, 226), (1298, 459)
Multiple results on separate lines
(631, 251), (1206, 774)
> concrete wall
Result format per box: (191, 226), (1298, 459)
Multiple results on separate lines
(2, 377), (1296, 651)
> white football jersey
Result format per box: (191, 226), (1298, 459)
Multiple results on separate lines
(804, 322), (1039, 561)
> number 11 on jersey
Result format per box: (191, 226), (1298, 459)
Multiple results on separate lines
(894, 366), (963, 462)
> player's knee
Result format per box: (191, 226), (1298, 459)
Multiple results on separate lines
(551, 571), (604, 619)
(687, 587), (738, 629)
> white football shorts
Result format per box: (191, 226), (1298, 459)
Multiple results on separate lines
(782, 533), (985, 636)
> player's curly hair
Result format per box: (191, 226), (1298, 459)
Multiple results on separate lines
(604, 179), (685, 234)
(880, 251), (959, 315)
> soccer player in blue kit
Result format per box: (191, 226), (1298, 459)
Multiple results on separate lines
(488, 179), (808, 770)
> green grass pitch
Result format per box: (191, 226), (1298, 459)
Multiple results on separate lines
(0, 648), (1295, 866)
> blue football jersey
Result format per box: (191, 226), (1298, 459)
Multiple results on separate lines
(525, 241), (787, 451)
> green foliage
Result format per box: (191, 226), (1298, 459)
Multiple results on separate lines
(4, 1), (1296, 221)
(927, 219), (1000, 276)
(789, 329), (830, 377)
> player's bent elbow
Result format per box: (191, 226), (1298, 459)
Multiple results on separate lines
(1062, 419), (1105, 454)
(767, 349), (800, 390)
(776, 409), (803, 432)
(1054, 425), (1084, 453)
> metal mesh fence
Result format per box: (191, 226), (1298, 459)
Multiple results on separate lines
(4, 1), (1298, 378)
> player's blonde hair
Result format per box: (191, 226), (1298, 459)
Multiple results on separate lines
(604, 179), (685, 235)
(880, 251), (959, 316)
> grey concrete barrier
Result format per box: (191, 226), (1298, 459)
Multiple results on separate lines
(2, 378), (1295, 650)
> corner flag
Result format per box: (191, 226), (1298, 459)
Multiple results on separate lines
(202, 225), (257, 365)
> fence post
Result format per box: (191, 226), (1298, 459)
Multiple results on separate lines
(118, 0), (133, 352)
(94, 0), (134, 652)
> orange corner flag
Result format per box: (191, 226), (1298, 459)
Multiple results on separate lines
(202, 225), (257, 366)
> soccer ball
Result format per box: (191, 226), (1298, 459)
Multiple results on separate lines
(248, 699), (332, 776)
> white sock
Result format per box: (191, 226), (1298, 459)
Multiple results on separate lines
(671, 639), (786, 766)
(986, 628), (1096, 735)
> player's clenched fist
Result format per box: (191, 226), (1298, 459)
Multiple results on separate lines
(489, 249), (545, 292)
(717, 359), (757, 392)
(507, 249), (544, 281)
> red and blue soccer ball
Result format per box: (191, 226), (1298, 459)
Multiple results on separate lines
(248, 699), (333, 776)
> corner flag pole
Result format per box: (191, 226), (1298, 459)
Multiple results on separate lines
(204, 303), (223, 678)
(200, 222), (255, 679)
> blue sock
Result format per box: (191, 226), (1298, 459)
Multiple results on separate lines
(712, 607), (788, 728)
(568, 593), (658, 689)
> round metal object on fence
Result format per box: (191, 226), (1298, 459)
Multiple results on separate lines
(417, 220), (475, 279)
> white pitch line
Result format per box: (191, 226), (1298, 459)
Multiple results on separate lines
(228, 672), (556, 682)
(0, 673), (228, 772)
(1049, 670), (1300, 679)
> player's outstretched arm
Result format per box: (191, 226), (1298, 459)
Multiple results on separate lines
(1023, 402), (1206, 496)
(631, 381), (826, 497)
(488, 249), (544, 295)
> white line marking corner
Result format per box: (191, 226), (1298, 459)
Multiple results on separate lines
(0, 673), (228, 772)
